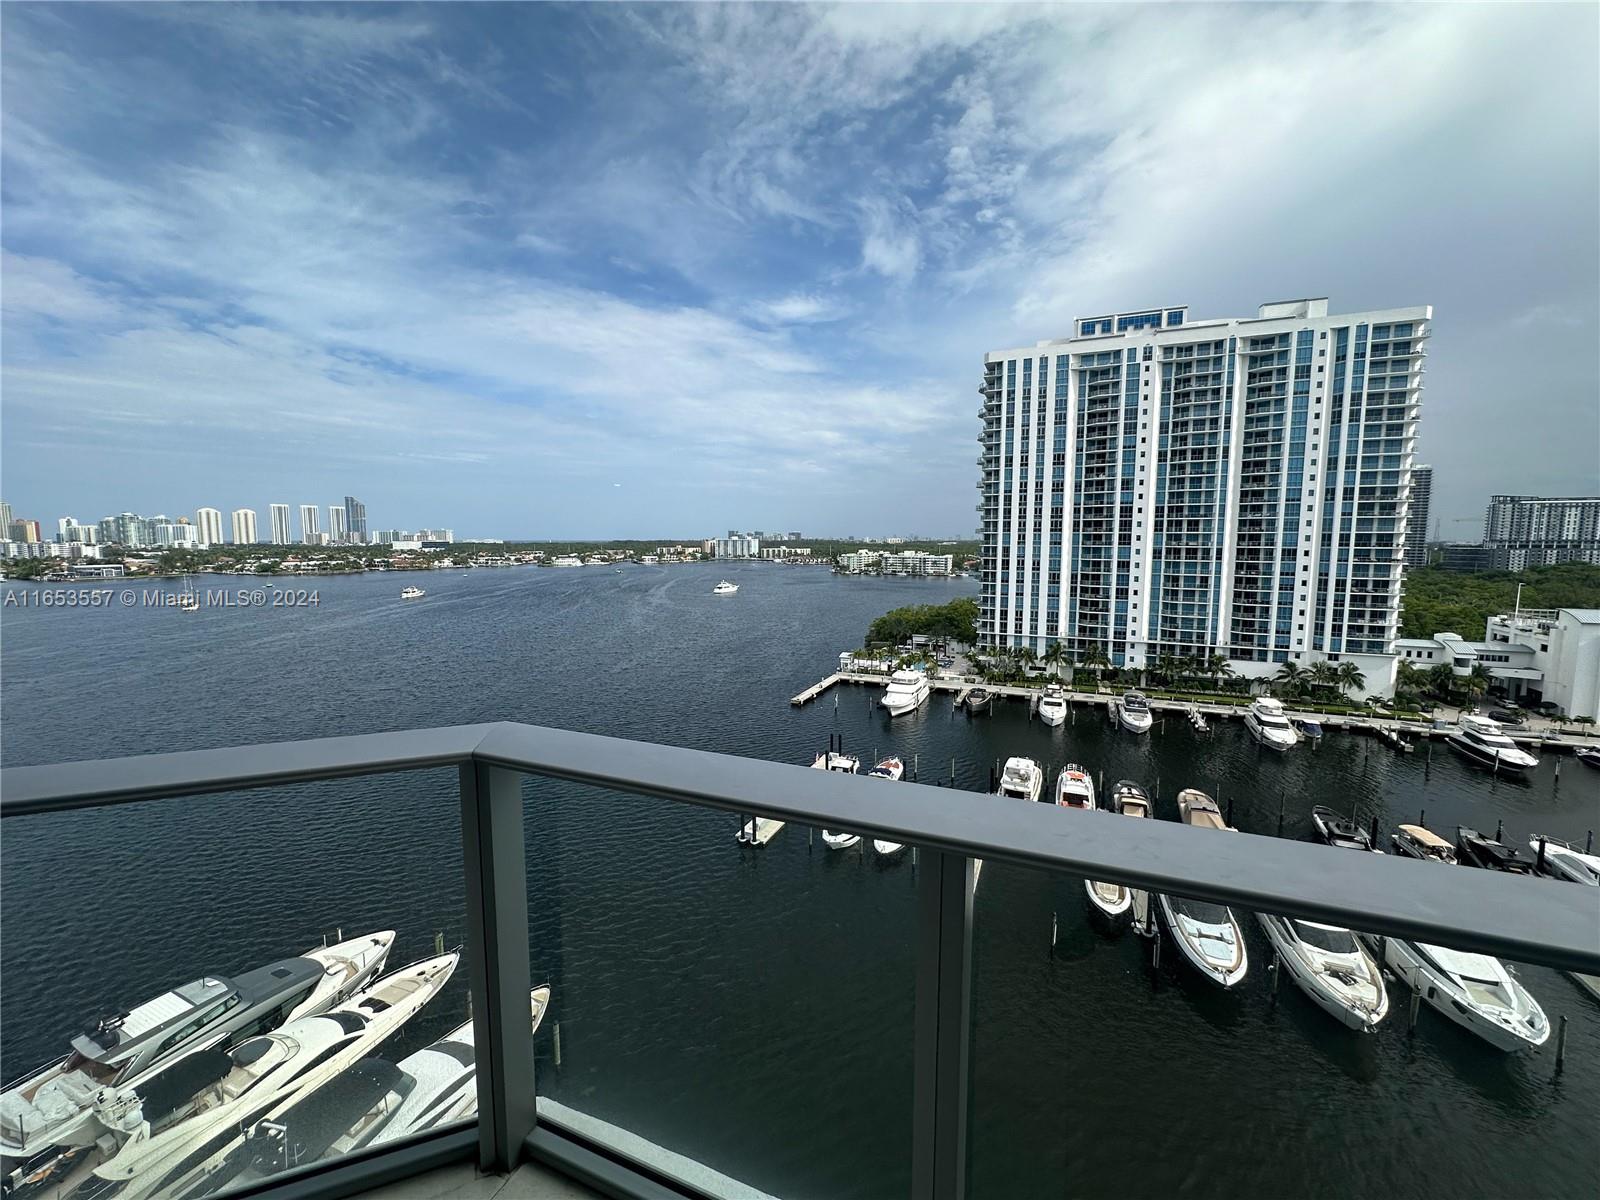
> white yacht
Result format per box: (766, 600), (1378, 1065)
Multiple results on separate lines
(865, 759), (909, 855)
(881, 670), (930, 717)
(1365, 939), (1549, 1052)
(1157, 790), (1247, 987)
(550, 555), (583, 567)
(813, 751), (862, 849)
(0, 933), (393, 1186)
(1099, 782), (1153, 929)
(1116, 692), (1152, 734)
(1257, 915), (1388, 1031)
(1055, 764), (1095, 810)
(1529, 835), (1600, 886)
(995, 757), (1043, 804)
(399, 586), (425, 600)
(1447, 714), (1539, 775)
(1037, 685), (1067, 727)
(176, 577), (199, 613)
(1244, 697), (1298, 751)
(83, 953), (459, 1200)
(712, 580), (739, 595)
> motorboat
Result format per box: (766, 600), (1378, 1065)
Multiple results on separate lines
(1092, 782), (1153, 928)
(1575, 746), (1600, 769)
(813, 750), (862, 849)
(1244, 697), (1298, 751)
(963, 688), (993, 714)
(1256, 914), (1388, 1031)
(399, 586), (425, 600)
(0, 933), (393, 1183)
(867, 759), (908, 856)
(712, 580), (739, 595)
(1157, 790), (1247, 987)
(370, 988), (551, 1149)
(1296, 718), (1324, 741)
(1456, 827), (1533, 874)
(1115, 692), (1152, 734)
(81, 953), (459, 1200)
(1037, 685), (1067, 727)
(881, 670), (931, 717)
(1528, 835), (1600, 886)
(1376, 726), (1413, 753)
(994, 758), (1043, 803)
(1447, 715), (1539, 775)
(1310, 806), (1376, 852)
(1055, 765), (1095, 810)
(1365, 938), (1549, 1052)
(1390, 824), (1457, 863)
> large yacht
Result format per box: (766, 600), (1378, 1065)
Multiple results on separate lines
(881, 669), (930, 717)
(995, 758), (1043, 804)
(0, 933), (393, 1186)
(1257, 915), (1387, 1031)
(1036, 685), (1067, 727)
(1115, 692), (1152, 734)
(1447, 714), (1539, 775)
(1364, 939), (1548, 1052)
(1156, 791), (1247, 987)
(1244, 697), (1298, 751)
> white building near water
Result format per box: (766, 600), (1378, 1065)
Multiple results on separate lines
(195, 507), (224, 546)
(231, 508), (258, 545)
(713, 532), (761, 559)
(839, 550), (955, 576)
(1394, 608), (1600, 717)
(979, 298), (1431, 698)
(270, 504), (292, 545)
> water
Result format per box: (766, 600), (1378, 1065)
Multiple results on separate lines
(3, 564), (1597, 1199)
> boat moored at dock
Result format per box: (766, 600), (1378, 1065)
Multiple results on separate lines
(1054, 765), (1095, 811)
(1365, 939), (1549, 1052)
(1090, 782), (1152, 928)
(867, 759), (909, 855)
(963, 688), (993, 714)
(1036, 685), (1067, 727)
(1244, 697), (1298, 751)
(880, 670), (930, 717)
(814, 749), (863, 849)
(1456, 827), (1533, 874)
(1310, 806), (1377, 853)
(1447, 715), (1539, 775)
(1391, 824), (1457, 863)
(1528, 835), (1600, 885)
(1115, 692), (1152, 734)
(1256, 915), (1388, 1031)
(1158, 791), (1247, 987)
(994, 758), (1043, 804)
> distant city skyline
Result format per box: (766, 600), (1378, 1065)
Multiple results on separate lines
(2, 6), (1595, 535)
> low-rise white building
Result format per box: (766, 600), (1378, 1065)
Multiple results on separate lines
(1393, 608), (1600, 716)
(838, 550), (955, 577)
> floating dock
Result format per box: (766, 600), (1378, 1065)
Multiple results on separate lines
(790, 673), (842, 706)
(736, 816), (786, 845)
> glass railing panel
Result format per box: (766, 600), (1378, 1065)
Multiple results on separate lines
(0, 769), (477, 1200)
(523, 776), (916, 1199)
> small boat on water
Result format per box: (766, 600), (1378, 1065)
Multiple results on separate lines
(1055, 764), (1095, 810)
(1575, 746), (1600, 769)
(177, 576), (199, 612)
(1456, 827), (1533, 874)
(1310, 806), (1377, 852)
(1528, 835), (1600, 886)
(1098, 782), (1153, 929)
(1116, 692), (1152, 734)
(963, 688), (993, 714)
(868, 758), (908, 856)
(1244, 697), (1298, 751)
(1257, 915), (1388, 1031)
(1364, 938), (1549, 1052)
(1158, 791), (1247, 987)
(1037, 685), (1067, 727)
(1296, 718), (1323, 741)
(1448, 714), (1539, 775)
(881, 669), (930, 717)
(1391, 824), (1457, 863)
(400, 586), (425, 600)
(712, 580), (739, 595)
(995, 757), (1044, 803)
(814, 751), (862, 849)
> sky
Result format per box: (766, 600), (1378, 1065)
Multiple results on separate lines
(2, 3), (1597, 540)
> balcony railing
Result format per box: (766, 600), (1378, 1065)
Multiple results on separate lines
(4, 723), (1599, 1200)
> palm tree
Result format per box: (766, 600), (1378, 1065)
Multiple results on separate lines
(1274, 661), (1304, 698)
(1016, 646), (1038, 678)
(1041, 642), (1068, 680)
(1306, 661), (1339, 698)
(1079, 642), (1110, 685)
(1426, 663), (1457, 700)
(1463, 664), (1491, 709)
(1209, 655), (1237, 693)
(1335, 660), (1366, 699)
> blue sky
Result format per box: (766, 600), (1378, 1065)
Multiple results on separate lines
(3, 3), (1596, 539)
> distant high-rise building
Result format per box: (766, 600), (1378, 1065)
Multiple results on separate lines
(713, 532), (761, 558)
(298, 504), (321, 544)
(231, 508), (258, 545)
(979, 298), (1430, 693)
(56, 516), (76, 541)
(0, 501), (12, 532)
(1403, 465), (1432, 568)
(195, 507), (224, 546)
(9, 518), (41, 543)
(343, 496), (368, 544)
(1481, 495), (1600, 571)
(270, 504), (292, 545)
(327, 505), (348, 543)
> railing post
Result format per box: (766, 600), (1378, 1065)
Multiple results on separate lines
(461, 761), (534, 1173)
(912, 850), (973, 1200)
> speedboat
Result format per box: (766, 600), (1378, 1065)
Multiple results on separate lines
(867, 759), (909, 856)
(1116, 692), (1152, 734)
(963, 688), (993, 714)
(712, 580), (739, 595)
(1448, 714), (1539, 775)
(1256, 915), (1388, 1031)
(1575, 746), (1600, 769)
(0, 933), (393, 1183)
(65, 953), (457, 1200)
(814, 751), (862, 849)
(1365, 938), (1549, 1052)
(1087, 782), (1151, 926)
(399, 586), (425, 600)
(1055, 765), (1095, 810)
(1310, 806), (1376, 852)
(1037, 685), (1067, 727)
(881, 669), (930, 717)
(1528, 835), (1600, 885)
(1296, 718), (1324, 741)
(1390, 824), (1457, 863)
(1456, 827), (1533, 874)
(1244, 697), (1298, 751)
(995, 757), (1043, 803)
(1156, 790), (1247, 987)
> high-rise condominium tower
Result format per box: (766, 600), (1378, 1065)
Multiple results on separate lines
(343, 495), (367, 544)
(327, 505), (348, 543)
(978, 298), (1430, 696)
(231, 508), (258, 545)
(269, 504), (292, 545)
(298, 505), (321, 544)
(1403, 465), (1432, 568)
(195, 507), (224, 546)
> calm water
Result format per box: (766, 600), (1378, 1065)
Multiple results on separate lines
(2, 564), (1597, 1200)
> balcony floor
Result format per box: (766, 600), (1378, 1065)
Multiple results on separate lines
(357, 1161), (600, 1200)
